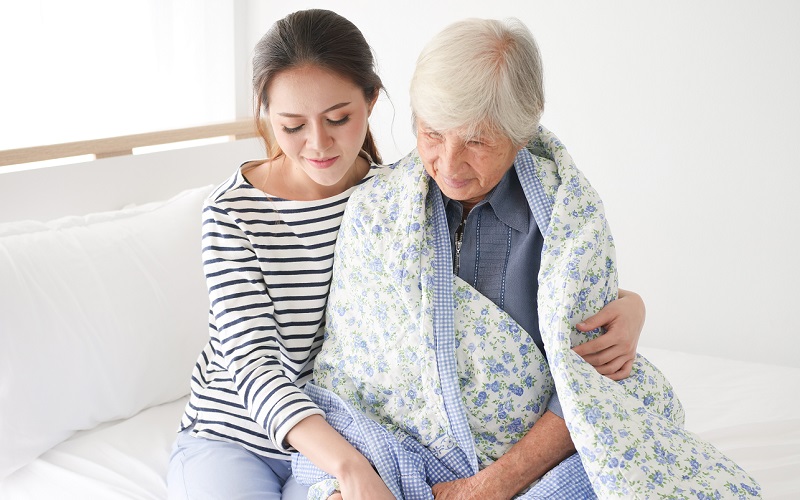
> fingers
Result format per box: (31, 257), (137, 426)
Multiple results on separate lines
(583, 342), (628, 368)
(577, 294), (627, 332)
(584, 352), (635, 381)
(576, 308), (612, 332)
(572, 331), (615, 356)
(594, 350), (627, 373)
(579, 346), (621, 367)
(574, 331), (636, 380)
(573, 292), (641, 381)
(574, 322), (635, 363)
(604, 359), (634, 381)
(327, 494), (343, 500)
(585, 339), (636, 367)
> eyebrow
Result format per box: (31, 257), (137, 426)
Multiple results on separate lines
(277, 102), (351, 118)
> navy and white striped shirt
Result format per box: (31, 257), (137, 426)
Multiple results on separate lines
(180, 163), (379, 459)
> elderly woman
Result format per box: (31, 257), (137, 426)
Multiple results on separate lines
(296, 17), (762, 500)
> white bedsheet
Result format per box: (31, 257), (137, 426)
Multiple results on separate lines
(1, 348), (798, 499)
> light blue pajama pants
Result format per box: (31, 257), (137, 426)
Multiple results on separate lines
(167, 428), (309, 500)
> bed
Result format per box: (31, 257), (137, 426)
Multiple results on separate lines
(1, 346), (796, 499)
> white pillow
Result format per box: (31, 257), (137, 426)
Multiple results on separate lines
(0, 185), (213, 479)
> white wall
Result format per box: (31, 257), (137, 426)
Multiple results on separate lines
(2, 1), (796, 368)
(244, 0), (800, 367)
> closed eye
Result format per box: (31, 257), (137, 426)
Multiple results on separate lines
(283, 124), (303, 134)
(328, 116), (350, 126)
(426, 130), (442, 140)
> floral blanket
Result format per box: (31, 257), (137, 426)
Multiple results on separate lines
(293, 127), (761, 499)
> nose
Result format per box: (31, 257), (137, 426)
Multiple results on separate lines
(308, 122), (333, 152)
(437, 138), (465, 174)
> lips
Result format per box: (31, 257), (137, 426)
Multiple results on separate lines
(441, 176), (470, 189)
(305, 156), (339, 170)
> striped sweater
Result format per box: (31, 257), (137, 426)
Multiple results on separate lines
(180, 163), (379, 459)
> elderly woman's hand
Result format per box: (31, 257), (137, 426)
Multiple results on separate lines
(572, 288), (645, 381)
(431, 474), (507, 500)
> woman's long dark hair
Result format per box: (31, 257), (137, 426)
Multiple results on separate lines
(252, 9), (385, 163)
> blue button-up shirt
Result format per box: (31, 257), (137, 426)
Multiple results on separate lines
(432, 165), (563, 417)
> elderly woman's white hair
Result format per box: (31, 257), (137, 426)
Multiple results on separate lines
(410, 17), (544, 145)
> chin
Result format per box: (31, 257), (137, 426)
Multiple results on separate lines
(311, 173), (348, 187)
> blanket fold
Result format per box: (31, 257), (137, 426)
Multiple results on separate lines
(294, 127), (762, 499)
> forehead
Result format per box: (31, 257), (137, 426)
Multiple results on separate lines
(418, 118), (503, 142)
(268, 65), (363, 110)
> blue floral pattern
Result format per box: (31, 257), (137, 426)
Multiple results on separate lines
(527, 129), (760, 498)
(306, 127), (762, 499)
(452, 277), (553, 466)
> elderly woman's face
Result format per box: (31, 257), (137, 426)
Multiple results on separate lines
(417, 120), (521, 210)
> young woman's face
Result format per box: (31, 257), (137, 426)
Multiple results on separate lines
(268, 65), (375, 194)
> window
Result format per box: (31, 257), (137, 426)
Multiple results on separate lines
(0, 0), (237, 150)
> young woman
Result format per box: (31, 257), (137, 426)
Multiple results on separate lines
(167, 9), (393, 500)
(167, 8), (645, 500)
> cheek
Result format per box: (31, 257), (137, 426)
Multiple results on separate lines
(416, 139), (437, 162)
(267, 117), (293, 150)
(343, 115), (370, 148)
(274, 131), (301, 154)
(474, 154), (508, 184)
(352, 119), (369, 141)
(416, 143), (437, 175)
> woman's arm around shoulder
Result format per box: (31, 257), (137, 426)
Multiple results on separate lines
(572, 288), (645, 381)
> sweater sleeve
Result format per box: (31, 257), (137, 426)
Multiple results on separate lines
(201, 200), (323, 452)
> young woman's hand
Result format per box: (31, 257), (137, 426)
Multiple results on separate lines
(572, 289), (645, 381)
(287, 415), (393, 500)
(335, 459), (395, 500)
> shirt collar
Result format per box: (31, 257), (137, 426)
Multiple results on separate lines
(434, 165), (530, 234)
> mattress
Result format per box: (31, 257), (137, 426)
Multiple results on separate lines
(1, 347), (797, 499)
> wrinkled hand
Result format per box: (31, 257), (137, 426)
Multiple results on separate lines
(572, 289), (645, 381)
(432, 476), (496, 500)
